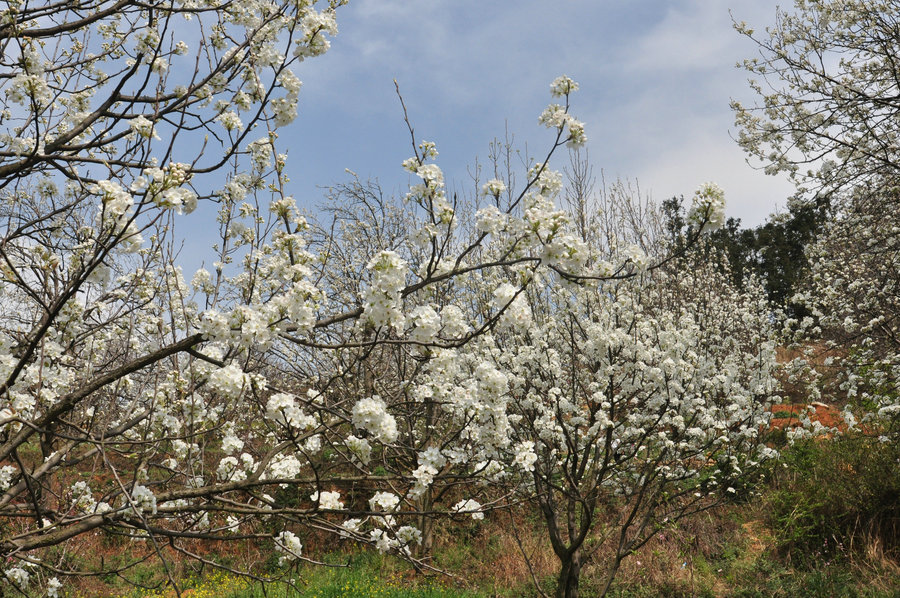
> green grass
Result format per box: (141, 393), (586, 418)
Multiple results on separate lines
(724, 559), (900, 598)
(105, 552), (486, 598)
(272, 561), (484, 598)
(770, 410), (799, 420)
(69, 482), (900, 598)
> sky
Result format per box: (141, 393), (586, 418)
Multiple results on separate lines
(278, 0), (797, 229)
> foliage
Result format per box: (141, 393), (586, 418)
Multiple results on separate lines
(660, 195), (830, 319)
(99, 564), (484, 598)
(765, 435), (900, 562)
(71, 503), (900, 597)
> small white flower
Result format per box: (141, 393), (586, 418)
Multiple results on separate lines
(688, 182), (726, 233)
(310, 490), (344, 510)
(369, 491), (400, 512)
(481, 178), (506, 197)
(274, 530), (302, 565)
(352, 396), (398, 443)
(129, 115), (160, 140)
(453, 499), (485, 520)
(550, 75), (579, 97)
(217, 111), (243, 132)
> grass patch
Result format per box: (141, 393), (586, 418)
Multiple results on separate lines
(96, 552), (486, 598)
(765, 435), (900, 562)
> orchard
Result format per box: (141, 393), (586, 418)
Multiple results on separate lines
(0, 1), (898, 597)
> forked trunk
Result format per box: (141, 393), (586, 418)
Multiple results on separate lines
(555, 550), (582, 598)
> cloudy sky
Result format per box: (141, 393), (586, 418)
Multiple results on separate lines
(278, 0), (796, 229)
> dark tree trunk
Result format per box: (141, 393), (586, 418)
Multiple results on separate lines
(555, 549), (582, 598)
(418, 487), (434, 558)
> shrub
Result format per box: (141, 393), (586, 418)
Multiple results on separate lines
(766, 435), (900, 562)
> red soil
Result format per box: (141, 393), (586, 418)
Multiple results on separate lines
(768, 402), (847, 432)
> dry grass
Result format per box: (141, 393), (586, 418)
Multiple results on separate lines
(51, 495), (900, 598)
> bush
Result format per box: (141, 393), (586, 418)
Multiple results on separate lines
(766, 435), (900, 562)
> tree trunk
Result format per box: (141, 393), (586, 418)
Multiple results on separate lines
(598, 557), (623, 598)
(418, 486), (434, 558)
(419, 399), (436, 558)
(555, 549), (582, 598)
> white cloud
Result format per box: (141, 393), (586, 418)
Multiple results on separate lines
(625, 1), (734, 72)
(291, 0), (794, 227)
(634, 128), (795, 225)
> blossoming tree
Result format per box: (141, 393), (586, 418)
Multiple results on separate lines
(0, 1), (604, 592)
(732, 0), (900, 199)
(497, 261), (778, 598)
(736, 0), (900, 438)
(0, 0), (346, 592)
(791, 177), (899, 438)
(444, 180), (779, 598)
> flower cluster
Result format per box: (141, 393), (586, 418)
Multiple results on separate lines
(217, 456), (247, 481)
(513, 441), (538, 472)
(407, 305), (442, 343)
(217, 111), (244, 132)
(475, 205), (507, 236)
(362, 251), (407, 329)
(369, 491), (400, 512)
(351, 396), (399, 443)
(550, 75), (579, 97)
(129, 115), (160, 140)
(310, 490), (344, 510)
(0, 466), (17, 492)
(266, 393), (316, 431)
(345, 435), (373, 465)
(130, 484), (157, 515)
(411, 446), (447, 497)
(274, 531), (303, 566)
(452, 499), (485, 520)
(207, 364), (251, 400)
(140, 162), (199, 214)
(538, 76), (587, 148)
(493, 283), (532, 331)
(688, 182), (727, 233)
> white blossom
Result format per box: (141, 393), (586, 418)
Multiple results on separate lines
(345, 435), (372, 465)
(482, 178), (506, 197)
(129, 115), (160, 140)
(453, 499), (485, 520)
(207, 364), (250, 399)
(274, 530), (302, 565)
(550, 75), (579, 96)
(363, 251), (407, 329)
(369, 491), (400, 512)
(310, 490), (344, 510)
(688, 182), (726, 233)
(217, 111), (243, 132)
(0, 466), (16, 491)
(513, 441), (538, 472)
(408, 305), (441, 343)
(4, 567), (28, 588)
(351, 396), (398, 444)
(130, 484), (157, 515)
(47, 577), (62, 598)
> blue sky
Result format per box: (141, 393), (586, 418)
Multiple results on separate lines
(278, 0), (795, 229)
(177, 0), (797, 270)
